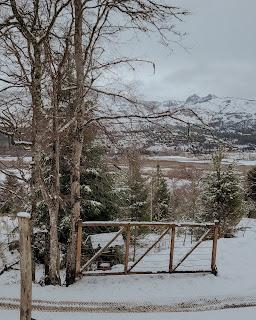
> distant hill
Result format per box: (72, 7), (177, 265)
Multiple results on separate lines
(145, 94), (256, 152)
(158, 94), (256, 124)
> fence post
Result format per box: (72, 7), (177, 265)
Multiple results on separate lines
(18, 212), (32, 320)
(211, 220), (219, 275)
(124, 224), (131, 274)
(76, 219), (83, 278)
(169, 225), (175, 273)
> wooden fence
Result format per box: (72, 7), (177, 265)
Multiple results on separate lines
(75, 220), (219, 277)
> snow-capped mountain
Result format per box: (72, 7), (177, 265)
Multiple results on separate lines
(161, 94), (256, 125)
(160, 94), (256, 122)
(186, 94), (255, 124)
(99, 94), (256, 153)
(140, 94), (256, 152)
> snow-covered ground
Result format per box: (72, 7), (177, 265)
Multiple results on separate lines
(147, 155), (256, 166)
(1, 308), (256, 320)
(1, 236), (251, 305)
(0, 169), (30, 184)
(0, 156), (32, 163)
(0, 219), (256, 318)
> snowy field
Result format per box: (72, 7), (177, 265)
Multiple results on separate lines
(147, 154), (256, 166)
(0, 219), (256, 318)
(1, 308), (256, 320)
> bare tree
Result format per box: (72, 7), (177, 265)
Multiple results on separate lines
(0, 0), (72, 285)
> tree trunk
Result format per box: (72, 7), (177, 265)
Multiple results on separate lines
(47, 78), (61, 285)
(65, 122), (84, 285)
(31, 43), (61, 285)
(65, 0), (84, 286)
(48, 205), (61, 285)
(44, 232), (50, 285)
(30, 160), (36, 282)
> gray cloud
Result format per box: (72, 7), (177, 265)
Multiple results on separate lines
(125, 0), (256, 101)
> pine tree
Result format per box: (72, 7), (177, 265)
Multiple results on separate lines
(127, 149), (149, 221)
(58, 140), (120, 241)
(247, 166), (256, 217)
(151, 164), (170, 221)
(0, 175), (27, 216)
(247, 166), (256, 202)
(201, 153), (244, 236)
(80, 143), (119, 222)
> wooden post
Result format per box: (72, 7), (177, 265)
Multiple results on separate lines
(76, 219), (83, 277)
(211, 220), (219, 275)
(150, 178), (153, 221)
(124, 224), (131, 274)
(169, 225), (175, 273)
(18, 212), (32, 320)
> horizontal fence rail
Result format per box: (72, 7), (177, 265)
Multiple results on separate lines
(76, 220), (219, 278)
(81, 221), (217, 227)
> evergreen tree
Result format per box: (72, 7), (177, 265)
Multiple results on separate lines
(58, 140), (120, 241)
(0, 175), (27, 216)
(151, 164), (170, 221)
(201, 153), (244, 236)
(80, 143), (119, 222)
(247, 166), (256, 202)
(247, 166), (256, 217)
(126, 149), (149, 221)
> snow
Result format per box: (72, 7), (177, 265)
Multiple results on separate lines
(0, 169), (30, 183)
(161, 95), (256, 125)
(17, 212), (31, 219)
(237, 218), (256, 230)
(147, 155), (209, 163)
(83, 185), (92, 193)
(1, 308), (256, 320)
(166, 178), (191, 189)
(0, 225), (255, 304)
(236, 159), (256, 166)
(90, 232), (124, 249)
(188, 95), (256, 116)
(88, 200), (102, 207)
(1, 218), (256, 318)
(86, 168), (99, 175)
(147, 155), (256, 166)
(0, 156), (32, 162)
(0, 173), (5, 183)
(0, 217), (18, 243)
(0, 217), (19, 270)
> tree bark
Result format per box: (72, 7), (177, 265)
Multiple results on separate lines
(48, 205), (61, 285)
(31, 43), (60, 285)
(66, 0), (84, 286)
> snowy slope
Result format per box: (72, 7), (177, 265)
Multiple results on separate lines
(109, 94), (256, 152)
(183, 95), (256, 126)
(148, 94), (256, 131)
(184, 94), (256, 114)
(161, 94), (256, 117)
(141, 94), (256, 152)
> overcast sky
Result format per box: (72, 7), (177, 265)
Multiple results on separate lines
(122, 0), (256, 101)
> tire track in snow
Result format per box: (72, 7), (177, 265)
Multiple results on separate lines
(1, 296), (256, 313)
